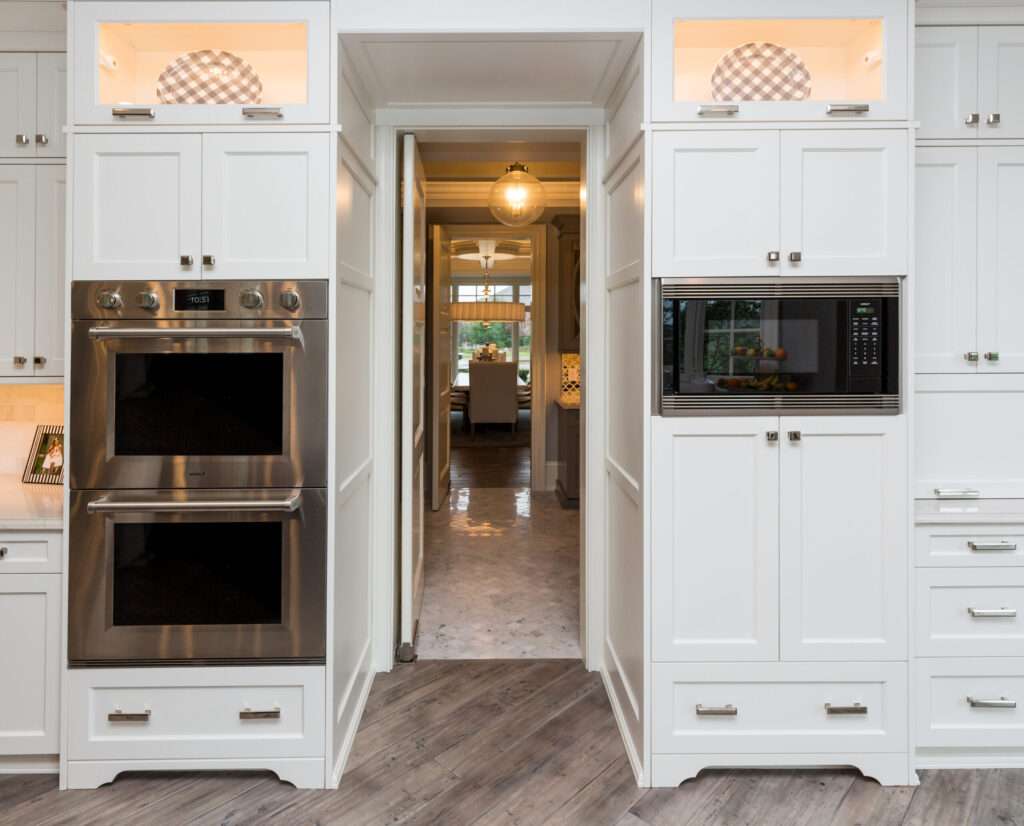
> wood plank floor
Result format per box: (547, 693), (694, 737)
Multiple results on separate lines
(2, 661), (1022, 825)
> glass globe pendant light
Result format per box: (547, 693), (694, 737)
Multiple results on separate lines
(488, 162), (546, 227)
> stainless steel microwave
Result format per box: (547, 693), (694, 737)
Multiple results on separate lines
(656, 277), (901, 416)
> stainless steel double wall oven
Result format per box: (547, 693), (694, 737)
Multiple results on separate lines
(69, 281), (329, 666)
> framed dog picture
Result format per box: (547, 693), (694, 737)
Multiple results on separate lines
(23, 425), (64, 485)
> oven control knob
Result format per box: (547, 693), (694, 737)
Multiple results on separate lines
(96, 291), (123, 311)
(136, 291), (160, 311)
(279, 290), (301, 312)
(239, 288), (265, 310)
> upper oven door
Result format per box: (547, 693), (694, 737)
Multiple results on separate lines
(68, 488), (326, 666)
(70, 319), (327, 489)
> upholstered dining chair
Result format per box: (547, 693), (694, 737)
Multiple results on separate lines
(468, 361), (518, 434)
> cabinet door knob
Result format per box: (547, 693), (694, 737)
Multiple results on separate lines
(788, 252), (802, 264)
(965, 113), (981, 126)
(0, 547), (7, 559)
(12, 356), (27, 367)
(33, 356), (46, 367)
(965, 352), (980, 363)
(180, 255), (194, 267)
(35, 133), (48, 146)
(15, 134), (29, 146)
(985, 352), (1000, 362)
(766, 431), (779, 442)
(988, 113), (1002, 126)
(202, 254), (215, 267)
(788, 431), (802, 442)
(767, 251), (780, 263)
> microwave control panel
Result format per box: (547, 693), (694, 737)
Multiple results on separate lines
(848, 299), (884, 389)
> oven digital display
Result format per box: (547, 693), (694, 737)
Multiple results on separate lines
(174, 289), (225, 312)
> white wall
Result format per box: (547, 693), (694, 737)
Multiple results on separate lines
(600, 42), (647, 784)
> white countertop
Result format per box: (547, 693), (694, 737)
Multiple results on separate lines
(916, 498), (1024, 525)
(0, 474), (63, 531)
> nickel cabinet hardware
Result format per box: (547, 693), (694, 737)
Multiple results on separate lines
(766, 431), (779, 443)
(985, 352), (1000, 362)
(988, 113), (1001, 126)
(826, 103), (870, 115)
(108, 707), (151, 722)
(788, 252), (802, 263)
(35, 134), (48, 146)
(202, 254), (215, 267)
(0, 547), (6, 559)
(33, 356), (46, 367)
(242, 107), (284, 120)
(965, 351), (980, 363)
(967, 696), (1016, 709)
(15, 134), (29, 146)
(966, 113), (981, 125)
(767, 251), (780, 263)
(968, 607), (1017, 618)
(86, 493), (303, 515)
(112, 107), (155, 119)
(825, 703), (867, 715)
(969, 540), (1017, 553)
(695, 704), (738, 717)
(788, 431), (802, 442)
(12, 356), (26, 368)
(239, 706), (281, 720)
(697, 104), (739, 117)
(936, 488), (981, 499)
(179, 255), (194, 267)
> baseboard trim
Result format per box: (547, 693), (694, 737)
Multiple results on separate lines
(600, 662), (645, 787)
(0, 755), (58, 774)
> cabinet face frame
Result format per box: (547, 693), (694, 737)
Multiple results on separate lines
(651, 0), (909, 123)
(73, 1), (330, 126)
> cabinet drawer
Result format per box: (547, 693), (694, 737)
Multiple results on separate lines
(916, 569), (1024, 657)
(915, 525), (1024, 567)
(0, 532), (61, 573)
(653, 662), (906, 754)
(916, 658), (1024, 748)
(68, 666), (324, 761)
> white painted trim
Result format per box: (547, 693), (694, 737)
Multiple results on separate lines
(601, 659), (643, 783)
(545, 459), (559, 491)
(375, 106), (606, 128)
(0, 756), (58, 774)
(651, 753), (916, 789)
(66, 758), (326, 791)
(330, 640), (374, 787)
(917, 3), (1024, 25)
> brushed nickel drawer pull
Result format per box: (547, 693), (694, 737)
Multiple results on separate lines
(15, 134), (29, 146)
(969, 540), (1017, 552)
(87, 493), (302, 515)
(936, 488), (981, 499)
(968, 696), (1016, 709)
(825, 703), (867, 715)
(242, 106), (283, 119)
(696, 704), (737, 716)
(968, 607), (1017, 619)
(239, 706), (281, 720)
(108, 707), (151, 722)
(112, 107), (155, 119)
(827, 103), (870, 115)
(697, 104), (739, 117)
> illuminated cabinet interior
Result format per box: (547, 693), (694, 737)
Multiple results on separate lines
(96, 22), (309, 106)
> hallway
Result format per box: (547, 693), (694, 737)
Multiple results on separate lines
(417, 446), (580, 659)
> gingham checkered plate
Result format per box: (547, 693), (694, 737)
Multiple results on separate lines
(156, 49), (263, 106)
(711, 42), (812, 102)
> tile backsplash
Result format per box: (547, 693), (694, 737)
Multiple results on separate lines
(0, 385), (64, 475)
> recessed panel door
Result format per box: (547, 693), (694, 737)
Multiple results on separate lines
(779, 416), (907, 661)
(652, 416), (780, 662)
(34, 165), (65, 377)
(980, 27), (1024, 139)
(0, 54), (35, 157)
(0, 165), (35, 377)
(915, 27), (980, 140)
(35, 53), (67, 157)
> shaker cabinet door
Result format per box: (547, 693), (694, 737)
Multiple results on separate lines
(652, 417), (780, 662)
(779, 416), (908, 661)
(35, 53), (67, 158)
(652, 131), (781, 277)
(0, 54), (36, 158)
(201, 133), (329, 279)
(977, 147), (1024, 372)
(979, 27), (1024, 139)
(34, 165), (65, 377)
(780, 130), (909, 276)
(0, 166), (36, 378)
(915, 27), (980, 140)
(72, 133), (202, 280)
(915, 147), (979, 373)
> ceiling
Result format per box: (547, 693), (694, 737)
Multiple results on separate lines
(340, 32), (640, 110)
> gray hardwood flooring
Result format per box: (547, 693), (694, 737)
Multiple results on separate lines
(1, 660), (1022, 825)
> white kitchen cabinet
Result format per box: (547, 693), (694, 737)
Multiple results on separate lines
(0, 54), (66, 158)
(779, 416), (908, 661)
(201, 133), (329, 279)
(978, 146), (1024, 373)
(34, 165), (64, 378)
(73, 2), (330, 126)
(915, 27), (979, 140)
(780, 130), (909, 277)
(73, 133), (202, 281)
(652, 0), (909, 123)
(652, 130), (909, 277)
(915, 523), (1024, 568)
(915, 148), (978, 373)
(652, 416), (780, 662)
(0, 574), (60, 755)
(0, 54), (36, 157)
(652, 131), (781, 278)
(74, 132), (329, 281)
(979, 27), (1024, 139)
(0, 165), (36, 378)
(915, 374), (1024, 500)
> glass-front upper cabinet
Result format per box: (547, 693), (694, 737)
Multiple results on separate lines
(73, 2), (329, 125)
(652, 0), (909, 122)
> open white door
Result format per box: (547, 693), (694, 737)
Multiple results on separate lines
(399, 133), (427, 661)
(429, 226), (452, 511)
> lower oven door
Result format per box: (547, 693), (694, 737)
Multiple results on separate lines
(68, 489), (326, 666)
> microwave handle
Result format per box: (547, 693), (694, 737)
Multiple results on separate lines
(88, 326), (304, 345)
(87, 493), (303, 515)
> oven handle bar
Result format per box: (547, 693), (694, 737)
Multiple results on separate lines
(88, 326), (304, 345)
(86, 493), (303, 515)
